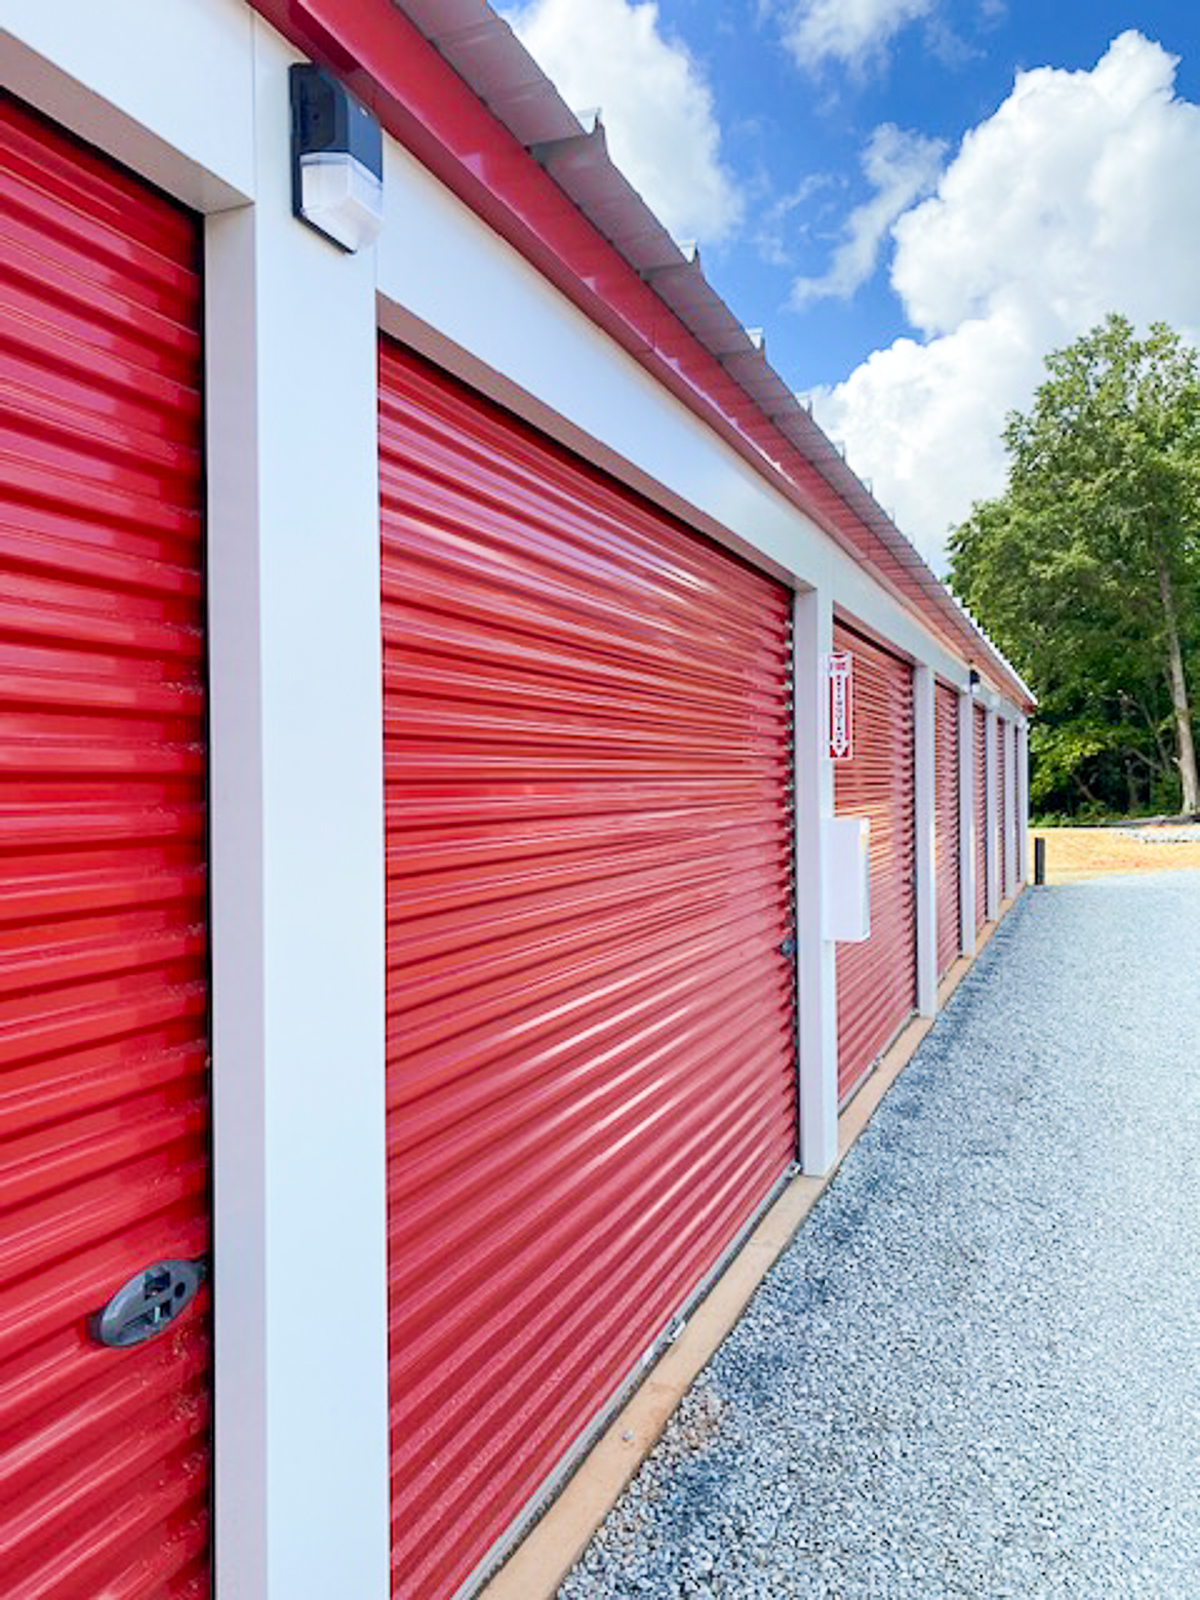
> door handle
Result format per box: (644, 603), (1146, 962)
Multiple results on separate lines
(89, 1258), (208, 1349)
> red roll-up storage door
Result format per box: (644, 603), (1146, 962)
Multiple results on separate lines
(833, 621), (916, 1103)
(974, 703), (988, 930)
(0, 100), (210, 1597)
(379, 341), (797, 1600)
(998, 720), (1008, 900)
(934, 681), (961, 978)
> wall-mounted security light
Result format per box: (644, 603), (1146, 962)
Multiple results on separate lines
(968, 668), (981, 695)
(290, 64), (383, 253)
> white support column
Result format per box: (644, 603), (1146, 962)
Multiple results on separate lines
(1005, 721), (1018, 896)
(1017, 721), (1030, 884)
(957, 690), (976, 959)
(913, 665), (937, 1017)
(985, 708), (1000, 921)
(996, 720), (1005, 900)
(207, 23), (390, 1600)
(793, 586), (838, 1176)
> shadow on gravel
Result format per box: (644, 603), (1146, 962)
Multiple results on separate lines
(560, 874), (1200, 1599)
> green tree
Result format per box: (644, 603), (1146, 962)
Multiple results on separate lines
(949, 315), (1200, 816)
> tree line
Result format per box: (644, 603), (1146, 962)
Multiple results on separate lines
(947, 315), (1200, 819)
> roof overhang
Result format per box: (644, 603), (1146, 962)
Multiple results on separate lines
(247, 0), (1035, 711)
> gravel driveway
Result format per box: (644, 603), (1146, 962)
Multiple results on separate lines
(559, 872), (1200, 1599)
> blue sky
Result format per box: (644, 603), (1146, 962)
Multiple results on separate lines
(504, 0), (1200, 571)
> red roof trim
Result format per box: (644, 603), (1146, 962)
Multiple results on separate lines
(249, 0), (1032, 707)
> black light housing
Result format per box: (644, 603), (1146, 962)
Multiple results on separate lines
(290, 64), (383, 253)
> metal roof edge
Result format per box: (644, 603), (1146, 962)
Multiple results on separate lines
(408, 10), (1034, 709)
(249, 0), (1034, 711)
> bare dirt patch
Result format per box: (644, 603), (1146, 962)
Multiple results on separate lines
(1030, 825), (1200, 884)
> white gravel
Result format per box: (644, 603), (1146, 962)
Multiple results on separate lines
(558, 872), (1200, 1599)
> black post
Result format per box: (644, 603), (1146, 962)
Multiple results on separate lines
(1034, 835), (1045, 886)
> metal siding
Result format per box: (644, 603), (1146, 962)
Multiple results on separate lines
(974, 703), (988, 931)
(379, 341), (796, 1600)
(833, 622), (916, 1103)
(0, 101), (210, 1597)
(934, 682), (961, 978)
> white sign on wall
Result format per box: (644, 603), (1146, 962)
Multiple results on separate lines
(825, 651), (854, 761)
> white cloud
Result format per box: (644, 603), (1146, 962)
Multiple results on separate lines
(790, 125), (945, 304)
(808, 31), (1200, 572)
(505, 0), (743, 245)
(777, 0), (934, 73)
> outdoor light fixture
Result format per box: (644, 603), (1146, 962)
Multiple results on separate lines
(968, 668), (981, 695)
(290, 64), (383, 253)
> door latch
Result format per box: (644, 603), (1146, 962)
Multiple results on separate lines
(89, 1258), (208, 1349)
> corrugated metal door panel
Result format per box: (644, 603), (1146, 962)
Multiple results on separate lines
(0, 99), (210, 1599)
(832, 621), (916, 1103)
(998, 721), (1009, 897)
(934, 681), (961, 978)
(974, 704), (988, 930)
(380, 340), (797, 1600)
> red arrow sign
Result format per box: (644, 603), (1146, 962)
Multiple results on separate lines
(826, 651), (853, 761)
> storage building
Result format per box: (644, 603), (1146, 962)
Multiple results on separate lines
(1, 3), (1033, 1596)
